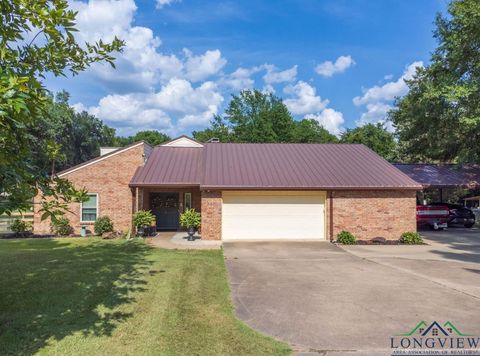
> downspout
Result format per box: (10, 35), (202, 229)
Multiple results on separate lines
(329, 191), (334, 241)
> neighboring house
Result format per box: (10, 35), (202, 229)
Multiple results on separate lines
(34, 136), (422, 240)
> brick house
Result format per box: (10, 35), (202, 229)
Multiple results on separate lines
(33, 136), (421, 240)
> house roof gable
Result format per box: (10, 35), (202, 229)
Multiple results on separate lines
(58, 141), (150, 177)
(161, 135), (203, 148)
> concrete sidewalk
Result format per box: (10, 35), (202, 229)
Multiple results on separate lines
(147, 232), (221, 250)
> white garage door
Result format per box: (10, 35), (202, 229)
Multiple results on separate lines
(222, 191), (326, 241)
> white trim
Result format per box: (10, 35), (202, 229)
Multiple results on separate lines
(58, 142), (145, 177)
(184, 192), (192, 210)
(162, 136), (203, 148)
(80, 193), (99, 223)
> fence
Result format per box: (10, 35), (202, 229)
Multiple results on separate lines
(0, 212), (34, 234)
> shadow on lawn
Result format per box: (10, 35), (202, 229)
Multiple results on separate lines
(0, 239), (153, 355)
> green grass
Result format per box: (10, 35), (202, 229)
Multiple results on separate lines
(0, 238), (290, 355)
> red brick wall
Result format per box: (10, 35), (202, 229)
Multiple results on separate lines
(33, 144), (147, 234)
(329, 190), (417, 240)
(201, 190), (222, 240)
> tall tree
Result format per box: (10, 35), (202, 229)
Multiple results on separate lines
(31, 91), (116, 172)
(116, 130), (171, 147)
(340, 123), (397, 160)
(293, 119), (338, 143)
(194, 90), (296, 143)
(192, 115), (233, 143)
(193, 89), (339, 144)
(390, 0), (480, 163)
(226, 90), (295, 143)
(0, 0), (123, 216)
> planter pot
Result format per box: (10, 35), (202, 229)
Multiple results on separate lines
(187, 227), (196, 241)
(137, 227), (145, 237)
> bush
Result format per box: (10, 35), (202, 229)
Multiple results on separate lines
(180, 208), (201, 229)
(336, 230), (356, 245)
(400, 232), (423, 244)
(94, 216), (114, 235)
(51, 217), (74, 236)
(133, 210), (155, 228)
(9, 219), (32, 234)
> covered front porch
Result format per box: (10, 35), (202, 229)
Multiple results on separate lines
(133, 187), (201, 232)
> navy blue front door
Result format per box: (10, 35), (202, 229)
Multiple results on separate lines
(150, 193), (179, 230)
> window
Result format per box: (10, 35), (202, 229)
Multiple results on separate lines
(432, 328), (438, 336)
(184, 192), (192, 210)
(81, 194), (98, 222)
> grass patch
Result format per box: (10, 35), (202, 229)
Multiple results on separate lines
(0, 238), (290, 355)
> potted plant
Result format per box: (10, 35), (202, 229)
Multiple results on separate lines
(180, 208), (201, 241)
(133, 210), (155, 237)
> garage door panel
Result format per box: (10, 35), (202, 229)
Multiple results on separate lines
(222, 191), (325, 241)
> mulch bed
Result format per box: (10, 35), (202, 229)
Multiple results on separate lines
(356, 239), (401, 245)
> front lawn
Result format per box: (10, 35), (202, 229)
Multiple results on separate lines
(0, 238), (289, 355)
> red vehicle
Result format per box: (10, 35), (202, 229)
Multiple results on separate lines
(416, 205), (449, 230)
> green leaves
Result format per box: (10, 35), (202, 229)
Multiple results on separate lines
(193, 90), (337, 144)
(0, 0), (124, 217)
(390, 0), (480, 163)
(340, 123), (397, 160)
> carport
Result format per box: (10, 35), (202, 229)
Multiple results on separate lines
(394, 164), (480, 204)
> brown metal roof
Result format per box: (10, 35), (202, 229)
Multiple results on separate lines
(130, 143), (421, 190)
(130, 146), (203, 186)
(202, 143), (421, 190)
(394, 164), (480, 188)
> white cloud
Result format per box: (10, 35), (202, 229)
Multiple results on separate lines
(263, 64), (297, 84)
(156, 0), (180, 9)
(150, 78), (224, 114)
(353, 61), (423, 106)
(78, 78), (224, 135)
(353, 61), (423, 130)
(183, 49), (227, 82)
(315, 55), (355, 77)
(219, 66), (261, 90)
(262, 84), (276, 94)
(283, 81), (329, 115)
(355, 102), (392, 127)
(306, 109), (345, 137)
(70, 0), (226, 91)
(90, 94), (173, 128)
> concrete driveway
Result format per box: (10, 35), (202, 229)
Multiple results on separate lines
(223, 231), (480, 354)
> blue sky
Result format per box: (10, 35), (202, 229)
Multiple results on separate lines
(46, 0), (448, 137)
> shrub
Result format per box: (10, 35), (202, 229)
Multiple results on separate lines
(180, 208), (201, 229)
(9, 219), (32, 234)
(133, 210), (155, 228)
(94, 216), (114, 235)
(400, 232), (423, 245)
(51, 217), (73, 236)
(336, 230), (356, 245)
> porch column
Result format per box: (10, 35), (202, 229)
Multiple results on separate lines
(138, 187), (144, 211)
(201, 190), (222, 240)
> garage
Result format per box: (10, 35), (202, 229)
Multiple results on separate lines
(222, 191), (326, 241)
